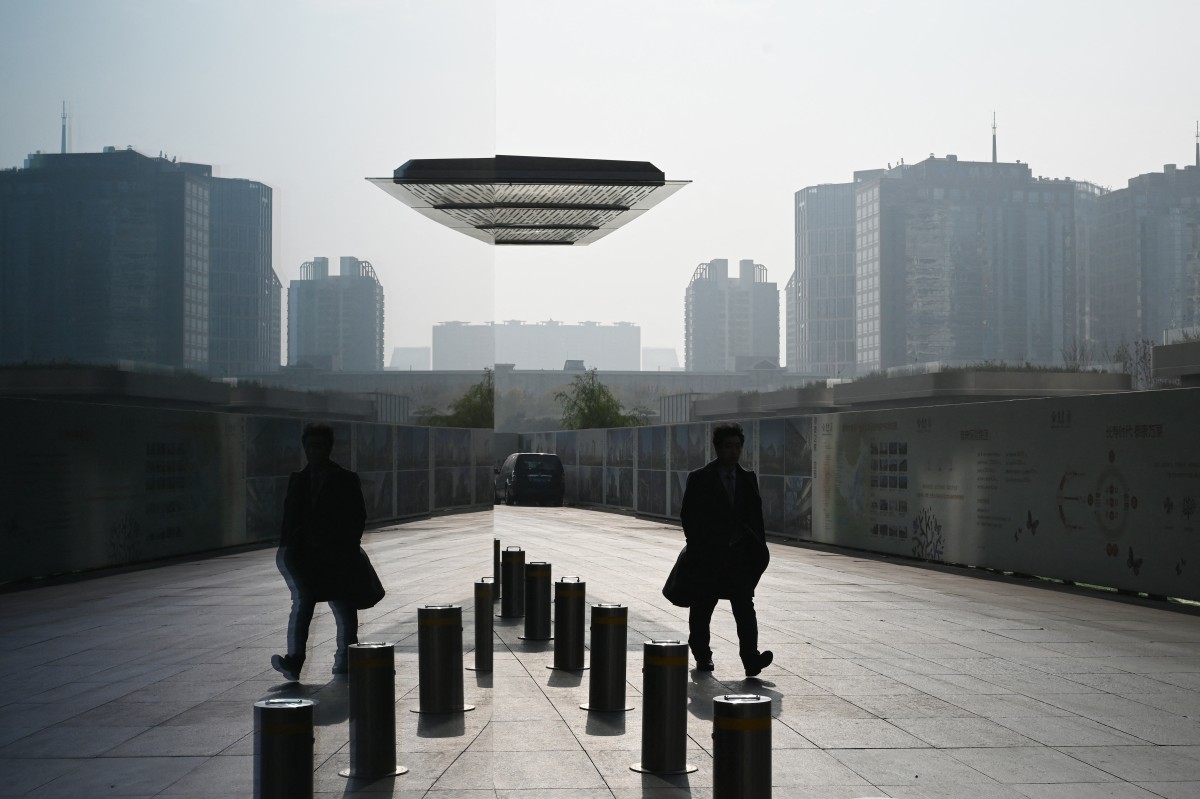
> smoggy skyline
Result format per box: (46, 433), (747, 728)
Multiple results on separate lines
(2, 0), (1196, 366)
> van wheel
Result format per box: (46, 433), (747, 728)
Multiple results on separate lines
(504, 487), (515, 506)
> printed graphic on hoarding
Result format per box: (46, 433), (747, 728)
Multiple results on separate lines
(638, 469), (667, 516)
(812, 391), (1200, 599)
(556, 431), (578, 466)
(607, 428), (635, 468)
(639, 426), (667, 470)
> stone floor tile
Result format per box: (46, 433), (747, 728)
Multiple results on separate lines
(101, 724), (249, 757)
(944, 746), (1118, 784)
(1061, 744), (1200, 782)
(24, 755), (206, 798)
(890, 716), (1037, 748)
(878, 784), (1028, 799)
(1132, 782), (1200, 799)
(0, 759), (85, 796)
(786, 717), (929, 749)
(989, 716), (1145, 746)
(831, 747), (1004, 787)
(0, 724), (147, 758)
(848, 694), (979, 719)
(1011, 784), (1168, 798)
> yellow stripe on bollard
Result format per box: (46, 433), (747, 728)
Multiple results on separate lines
(258, 722), (313, 736)
(593, 616), (627, 625)
(714, 715), (772, 731)
(418, 617), (459, 626)
(645, 655), (689, 667)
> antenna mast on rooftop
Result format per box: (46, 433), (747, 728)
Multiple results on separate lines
(992, 112), (997, 164)
(60, 101), (69, 155)
(1195, 120), (1198, 168)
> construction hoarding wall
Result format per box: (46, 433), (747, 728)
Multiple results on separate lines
(520, 387), (1199, 601)
(813, 389), (1199, 600)
(3, 398), (491, 583)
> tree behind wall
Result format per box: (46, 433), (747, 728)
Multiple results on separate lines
(555, 369), (648, 429)
(419, 369), (494, 428)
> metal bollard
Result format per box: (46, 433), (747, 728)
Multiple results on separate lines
(339, 643), (407, 780)
(712, 694), (772, 799)
(499, 546), (525, 618)
(549, 577), (587, 671)
(631, 640), (696, 775)
(492, 538), (501, 601)
(414, 605), (475, 713)
(580, 604), (632, 712)
(467, 578), (494, 672)
(521, 562), (553, 641)
(254, 698), (315, 799)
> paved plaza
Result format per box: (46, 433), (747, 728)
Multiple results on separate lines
(1, 506), (1199, 797)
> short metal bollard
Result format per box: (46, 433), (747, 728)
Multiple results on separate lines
(467, 578), (494, 672)
(580, 604), (632, 712)
(521, 561), (553, 641)
(549, 577), (587, 671)
(254, 697), (315, 799)
(492, 538), (501, 601)
(339, 643), (407, 780)
(414, 605), (475, 713)
(631, 640), (696, 775)
(712, 694), (771, 798)
(499, 546), (525, 618)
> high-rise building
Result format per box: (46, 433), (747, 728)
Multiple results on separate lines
(684, 258), (779, 371)
(287, 257), (385, 371)
(791, 182), (858, 377)
(1092, 162), (1200, 351)
(853, 156), (1101, 372)
(0, 148), (279, 373)
(208, 178), (280, 375)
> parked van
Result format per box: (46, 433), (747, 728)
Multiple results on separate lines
(494, 452), (565, 506)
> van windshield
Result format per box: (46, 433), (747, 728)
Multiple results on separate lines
(517, 457), (563, 474)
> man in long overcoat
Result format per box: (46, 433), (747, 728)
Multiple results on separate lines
(679, 421), (772, 676)
(272, 422), (366, 681)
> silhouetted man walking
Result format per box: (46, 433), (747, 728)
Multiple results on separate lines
(679, 421), (772, 676)
(272, 422), (365, 680)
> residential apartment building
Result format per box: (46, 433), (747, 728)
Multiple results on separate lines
(287, 257), (385, 371)
(684, 258), (779, 371)
(1092, 162), (1200, 351)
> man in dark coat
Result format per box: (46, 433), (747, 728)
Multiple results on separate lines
(272, 422), (366, 681)
(679, 421), (772, 677)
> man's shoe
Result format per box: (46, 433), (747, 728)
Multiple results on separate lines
(332, 664), (348, 676)
(271, 654), (302, 682)
(696, 658), (715, 672)
(744, 650), (773, 678)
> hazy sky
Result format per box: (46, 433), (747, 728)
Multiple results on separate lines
(3, 0), (1196, 366)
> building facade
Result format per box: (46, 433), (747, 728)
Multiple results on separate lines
(791, 182), (858, 377)
(431, 320), (641, 371)
(853, 156), (1101, 372)
(0, 148), (279, 373)
(684, 258), (779, 371)
(208, 178), (280, 375)
(287, 257), (385, 371)
(1092, 162), (1200, 352)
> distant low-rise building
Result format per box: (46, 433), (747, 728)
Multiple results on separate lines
(432, 320), (641, 370)
(388, 346), (431, 370)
